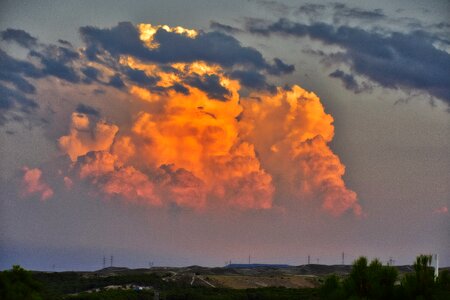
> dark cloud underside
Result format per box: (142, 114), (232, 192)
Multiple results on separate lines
(247, 18), (450, 104)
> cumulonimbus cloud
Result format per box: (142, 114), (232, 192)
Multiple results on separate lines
(9, 22), (361, 216)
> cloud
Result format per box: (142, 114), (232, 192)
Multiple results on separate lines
(21, 167), (54, 201)
(229, 70), (274, 91)
(29, 47), (80, 83)
(1, 28), (37, 48)
(0, 49), (40, 124)
(296, 4), (326, 16)
(0, 83), (38, 125)
(185, 73), (231, 101)
(75, 104), (100, 116)
(251, 0), (292, 15)
(332, 4), (385, 21)
(81, 66), (101, 83)
(240, 85), (362, 216)
(80, 22), (293, 75)
(246, 19), (450, 105)
(433, 206), (448, 215)
(108, 73), (126, 88)
(0, 24), (295, 127)
(124, 66), (159, 87)
(209, 21), (242, 34)
(6, 22), (360, 216)
(58, 113), (119, 161)
(329, 69), (371, 94)
(63, 176), (73, 189)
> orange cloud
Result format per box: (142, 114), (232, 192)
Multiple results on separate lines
(55, 25), (360, 216)
(21, 167), (54, 201)
(59, 113), (118, 162)
(240, 85), (361, 216)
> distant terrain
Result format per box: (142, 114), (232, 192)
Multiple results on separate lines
(2, 260), (449, 299)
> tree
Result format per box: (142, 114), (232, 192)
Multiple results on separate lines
(345, 256), (370, 298)
(401, 254), (435, 299)
(0, 265), (44, 300)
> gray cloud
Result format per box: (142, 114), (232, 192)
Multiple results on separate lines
(1, 28), (37, 48)
(75, 104), (100, 117)
(329, 69), (371, 94)
(80, 22), (294, 75)
(210, 21), (242, 34)
(185, 73), (231, 101)
(229, 69), (275, 92)
(332, 3), (385, 21)
(247, 19), (450, 104)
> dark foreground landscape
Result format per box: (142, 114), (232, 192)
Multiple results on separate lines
(1, 255), (449, 299)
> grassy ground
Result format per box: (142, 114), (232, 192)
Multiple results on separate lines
(205, 274), (319, 289)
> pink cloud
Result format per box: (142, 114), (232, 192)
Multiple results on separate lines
(21, 167), (54, 201)
(433, 206), (448, 215)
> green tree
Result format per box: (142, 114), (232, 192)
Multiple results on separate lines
(367, 259), (397, 299)
(320, 274), (345, 300)
(0, 265), (44, 300)
(323, 257), (398, 299)
(401, 254), (435, 299)
(345, 256), (370, 298)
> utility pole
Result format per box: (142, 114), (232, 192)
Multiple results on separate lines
(342, 252), (345, 265)
(110, 255), (113, 267)
(248, 255), (251, 264)
(308, 255), (310, 265)
(103, 256), (106, 269)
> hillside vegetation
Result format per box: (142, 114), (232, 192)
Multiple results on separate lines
(1, 255), (449, 299)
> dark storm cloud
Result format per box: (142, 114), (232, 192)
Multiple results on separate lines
(185, 73), (230, 101)
(209, 21), (242, 34)
(0, 49), (39, 119)
(247, 19), (450, 104)
(0, 83), (38, 124)
(171, 83), (190, 95)
(30, 49), (80, 83)
(1, 28), (37, 48)
(2, 29), (82, 84)
(28, 44), (81, 83)
(0, 51), (37, 94)
(0, 48), (42, 79)
(332, 3), (385, 21)
(297, 4), (326, 15)
(58, 39), (73, 47)
(0, 71), (35, 94)
(75, 103), (100, 116)
(229, 70), (275, 92)
(251, 0), (291, 15)
(295, 3), (384, 22)
(124, 67), (159, 87)
(329, 69), (370, 94)
(267, 58), (295, 75)
(79, 22), (293, 75)
(81, 66), (101, 82)
(108, 73), (125, 89)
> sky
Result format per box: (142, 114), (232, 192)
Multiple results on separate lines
(0, 0), (449, 271)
